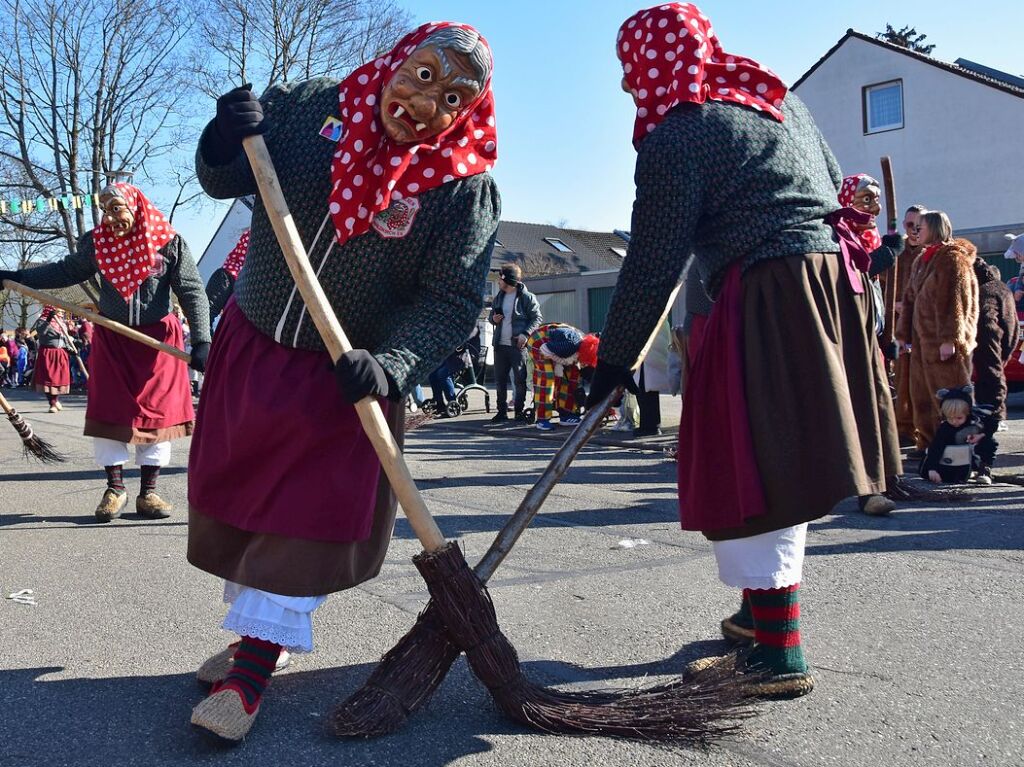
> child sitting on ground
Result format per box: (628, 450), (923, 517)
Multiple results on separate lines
(920, 386), (988, 484)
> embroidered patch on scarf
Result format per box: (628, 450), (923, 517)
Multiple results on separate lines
(371, 197), (421, 239)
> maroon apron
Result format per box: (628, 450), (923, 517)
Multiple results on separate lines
(188, 300), (385, 544)
(86, 314), (194, 433)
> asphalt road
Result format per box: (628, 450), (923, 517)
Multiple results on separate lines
(1, 387), (1022, 767)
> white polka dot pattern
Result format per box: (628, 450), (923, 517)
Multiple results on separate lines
(617, 3), (787, 146)
(221, 229), (249, 279)
(94, 183), (175, 300)
(328, 21), (498, 247)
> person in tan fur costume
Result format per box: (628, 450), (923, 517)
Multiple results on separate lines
(896, 210), (979, 450)
(882, 205), (927, 443)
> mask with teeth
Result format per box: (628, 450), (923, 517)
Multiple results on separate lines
(380, 44), (482, 144)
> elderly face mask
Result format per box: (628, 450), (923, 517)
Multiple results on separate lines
(380, 46), (481, 144)
(100, 193), (135, 239)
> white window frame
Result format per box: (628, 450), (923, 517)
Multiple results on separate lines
(863, 79), (904, 134)
(544, 237), (574, 253)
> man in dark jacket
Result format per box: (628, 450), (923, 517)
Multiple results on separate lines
(972, 256), (1020, 481)
(487, 262), (542, 422)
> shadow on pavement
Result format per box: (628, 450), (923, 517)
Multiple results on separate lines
(0, 663), (500, 767)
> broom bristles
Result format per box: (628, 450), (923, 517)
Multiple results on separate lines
(7, 410), (66, 463)
(330, 602), (461, 738)
(401, 542), (755, 743)
(885, 475), (968, 503)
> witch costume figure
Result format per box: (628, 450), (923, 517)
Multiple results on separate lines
(187, 21), (500, 741)
(588, 3), (900, 699)
(31, 306), (72, 412)
(0, 185), (210, 521)
(837, 173), (905, 516)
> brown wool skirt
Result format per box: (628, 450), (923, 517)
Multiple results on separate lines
(705, 253), (902, 541)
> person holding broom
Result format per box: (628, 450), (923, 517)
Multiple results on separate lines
(588, 2), (900, 699)
(0, 185), (210, 521)
(30, 308), (72, 412)
(186, 21), (500, 741)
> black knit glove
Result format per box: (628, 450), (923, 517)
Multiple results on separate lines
(202, 84), (267, 166)
(881, 233), (905, 256)
(0, 269), (20, 286)
(334, 350), (397, 403)
(585, 359), (638, 411)
(189, 342), (211, 373)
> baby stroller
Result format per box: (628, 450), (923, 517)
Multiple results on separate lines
(420, 329), (490, 418)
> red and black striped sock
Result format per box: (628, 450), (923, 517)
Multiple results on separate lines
(746, 584), (807, 675)
(47, 395), (58, 407)
(217, 636), (281, 711)
(104, 465), (125, 494)
(140, 465), (160, 494)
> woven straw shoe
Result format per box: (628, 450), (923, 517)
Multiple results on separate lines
(94, 489), (127, 522)
(720, 614), (755, 645)
(191, 687), (259, 742)
(196, 644), (292, 687)
(136, 492), (172, 519)
(685, 653), (815, 700)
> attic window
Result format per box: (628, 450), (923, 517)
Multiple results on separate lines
(609, 247), (627, 258)
(544, 237), (574, 253)
(863, 79), (903, 134)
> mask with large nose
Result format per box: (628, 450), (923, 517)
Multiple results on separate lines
(380, 45), (482, 144)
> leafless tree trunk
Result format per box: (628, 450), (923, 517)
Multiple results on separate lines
(0, 0), (198, 270)
(191, 0), (410, 98)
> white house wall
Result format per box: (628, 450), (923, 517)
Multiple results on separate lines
(794, 37), (1024, 234)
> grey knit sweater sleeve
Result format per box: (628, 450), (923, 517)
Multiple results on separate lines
(375, 174), (500, 394)
(16, 239), (98, 289)
(598, 127), (698, 367)
(169, 236), (212, 345)
(195, 120), (258, 199)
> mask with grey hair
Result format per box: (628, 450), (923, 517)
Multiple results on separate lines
(417, 27), (492, 93)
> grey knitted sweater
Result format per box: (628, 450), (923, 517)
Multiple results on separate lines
(599, 94), (842, 368)
(196, 77), (501, 396)
(17, 233), (211, 346)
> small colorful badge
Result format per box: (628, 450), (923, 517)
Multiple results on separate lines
(320, 116), (344, 142)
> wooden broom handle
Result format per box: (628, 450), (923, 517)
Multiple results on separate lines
(241, 135), (447, 553)
(2, 280), (191, 363)
(0, 390), (15, 417)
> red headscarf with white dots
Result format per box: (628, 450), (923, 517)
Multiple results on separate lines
(92, 183), (175, 300)
(221, 229), (249, 279)
(838, 174), (882, 252)
(617, 3), (787, 147)
(328, 21), (497, 246)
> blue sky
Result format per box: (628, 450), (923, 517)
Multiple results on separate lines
(172, 0), (1022, 259)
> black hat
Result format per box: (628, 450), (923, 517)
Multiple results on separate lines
(936, 384), (974, 407)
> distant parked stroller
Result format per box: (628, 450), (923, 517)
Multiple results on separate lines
(422, 326), (491, 418)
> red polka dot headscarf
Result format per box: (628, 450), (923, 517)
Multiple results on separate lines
(93, 183), (175, 301)
(617, 3), (787, 147)
(838, 174), (882, 251)
(221, 229), (249, 279)
(328, 21), (497, 247)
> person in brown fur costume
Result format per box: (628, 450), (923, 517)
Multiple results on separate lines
(896, 210), (979, 450)
(883, 205), (927, 443)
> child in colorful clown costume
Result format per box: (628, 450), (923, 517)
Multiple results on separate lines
(525, 323), (598, 430)
(187, 22), (500, 740)
(588, 3), (900, 699)
(0, 185), (210, 521)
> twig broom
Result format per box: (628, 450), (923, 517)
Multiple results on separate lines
(0, 390), (66, 463)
